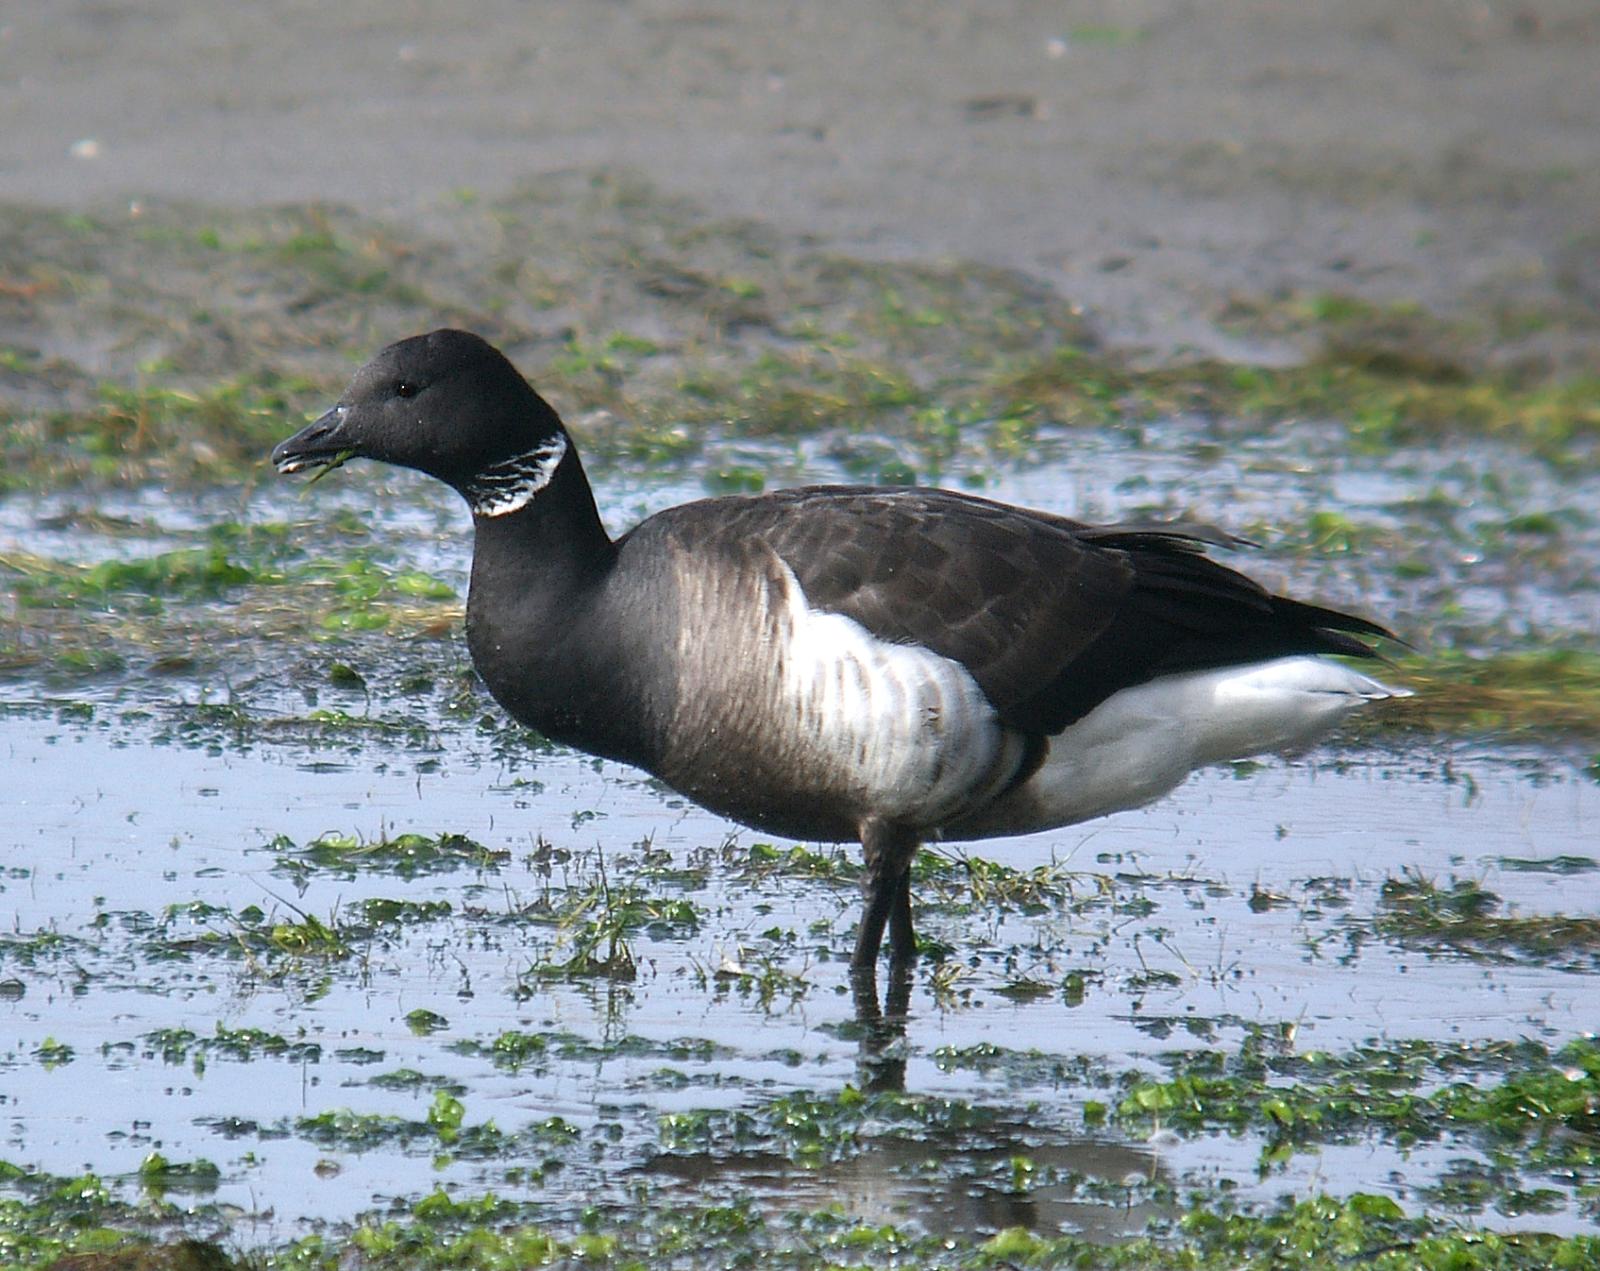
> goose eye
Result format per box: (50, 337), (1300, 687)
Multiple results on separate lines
(395, 380), (418, 399)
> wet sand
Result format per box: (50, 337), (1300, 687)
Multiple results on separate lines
(3, 0), (1596, 364)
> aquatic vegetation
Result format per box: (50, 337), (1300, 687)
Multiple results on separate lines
(658, 1085), (995, 1164)
(451, 1030), (731, 1075)
(1114, 1036), (1600, 1185)
(1392, 650), (1600, 741)
(135, 1153), (220, 1196)
(4, 175), (1600, 1263)
(2, 1179), (1598, 1270)
(5, 186), (1596, 504)
(259, 911), (354, 960)
(1, 371), (327, 490)
(141, 1026), (322, 1066)
(1374, 873), (1600, 967)
(269, 829), (506, 879)
(4, 545), (271, 612)
(739, 841), (859, 885)
(518, 876), (701, 982)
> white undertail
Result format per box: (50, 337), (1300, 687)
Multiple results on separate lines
(947, 656), (1407, 839)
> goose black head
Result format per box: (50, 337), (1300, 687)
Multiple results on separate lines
(272, 329), (569, 517)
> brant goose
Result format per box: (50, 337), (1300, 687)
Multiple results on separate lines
(273, 329), (1403, 973)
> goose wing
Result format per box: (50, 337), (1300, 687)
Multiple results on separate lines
(661, 485), (1391, 736)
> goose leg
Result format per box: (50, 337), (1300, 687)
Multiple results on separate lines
(887, 866), (917, 965)
(853, 821), (921, 970)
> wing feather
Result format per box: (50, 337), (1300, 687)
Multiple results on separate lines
(649, 485), (1394, 736)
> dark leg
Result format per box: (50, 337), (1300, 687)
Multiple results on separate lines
(852, 821), (921, 971)
(887, 867), (916, 966)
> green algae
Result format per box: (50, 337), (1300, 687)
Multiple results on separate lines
(1374, 874), (1600, 967)
(134, 1154), (220, 1198)
(3, 182), (1596, 503)
(268, 830), (507, 879)
(450, 1030), (732, 1075)
(5, 545), (269, 611)
(1390, 650), (1600, 741)
(3, 183), (1598, 753)
(5, 173), (1600, 1267)
(4, 1175), (1597, 1270)
(657, 1085), (998, 1164)
(141, 1026), (322, 1066)
(1114, 1037), (1600, 1182)
(1, 533), (461, 684)
(1, 372), (326, 493)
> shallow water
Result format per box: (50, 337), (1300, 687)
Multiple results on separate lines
(5, 411), (1593, 654)
(3, 697), (1596, 1239)
(3, 420), (1598, 1243)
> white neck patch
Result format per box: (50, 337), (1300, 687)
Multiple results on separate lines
(465, 435), (568, 518)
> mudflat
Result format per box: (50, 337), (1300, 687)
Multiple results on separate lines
(4, 0), (1596, 363)
(5, 4), (1600, 1263)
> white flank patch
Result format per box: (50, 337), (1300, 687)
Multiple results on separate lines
(466, 435), (568, 517)
(954, 656), (1405, 838)
(771, 560), (1025, 827)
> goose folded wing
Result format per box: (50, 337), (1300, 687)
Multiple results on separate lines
(699, 487), (1392, 738)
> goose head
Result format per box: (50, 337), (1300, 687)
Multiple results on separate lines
(273, 328), (569, 517)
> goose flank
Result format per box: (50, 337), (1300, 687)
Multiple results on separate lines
(273, 329), (1404, 974)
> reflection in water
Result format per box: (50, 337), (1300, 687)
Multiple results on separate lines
(851, 963), (913, 1093)
(657, 964), (1172, 1242)
(638, 1130), (1171, 1242)
(6, 710), (1597, 1234)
